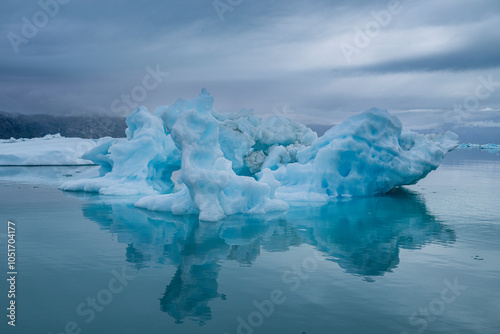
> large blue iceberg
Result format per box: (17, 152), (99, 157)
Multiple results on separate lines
(60, 89), (458, 221)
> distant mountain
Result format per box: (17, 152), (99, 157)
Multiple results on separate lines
(1, 111), (331, 140)
(2, 111), (496, 144)
(0, 111), (127, 139)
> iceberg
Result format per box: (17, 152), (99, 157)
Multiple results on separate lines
(136, 89), (288, 221)
(270, 108), (459, 202)
(60, 107), (180, 195)
(60, 90), (458, 221)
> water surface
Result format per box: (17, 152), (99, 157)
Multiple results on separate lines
(0, 149), (499, 334)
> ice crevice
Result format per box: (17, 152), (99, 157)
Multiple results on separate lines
(60, 89), (458, 221)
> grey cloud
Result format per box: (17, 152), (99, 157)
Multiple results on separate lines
(0, 0), (499, 126)
(333, 39), (500, 75)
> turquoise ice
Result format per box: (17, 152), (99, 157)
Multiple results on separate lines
(61, 90), (458, 221)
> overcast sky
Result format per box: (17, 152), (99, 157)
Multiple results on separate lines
(1, 0), (500, 125)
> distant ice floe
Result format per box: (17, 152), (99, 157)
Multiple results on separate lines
(459, 143), (500, 152)
(60, 90), (459, 221)
(0, 134), (97, 166)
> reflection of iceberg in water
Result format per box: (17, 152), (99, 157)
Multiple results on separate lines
(283, 188), (456, 277)
(73, 188), (455, 324)
(159, 220), (227, 325)
(161, 262), (223, 325)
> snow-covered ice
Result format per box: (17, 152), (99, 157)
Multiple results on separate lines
(60, 90), (459, 221)
(0, 134), (97, 166)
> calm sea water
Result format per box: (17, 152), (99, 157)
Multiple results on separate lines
(0, 149), (499, 334)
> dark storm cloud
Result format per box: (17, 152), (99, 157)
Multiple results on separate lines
(1, 0), (499, 125)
